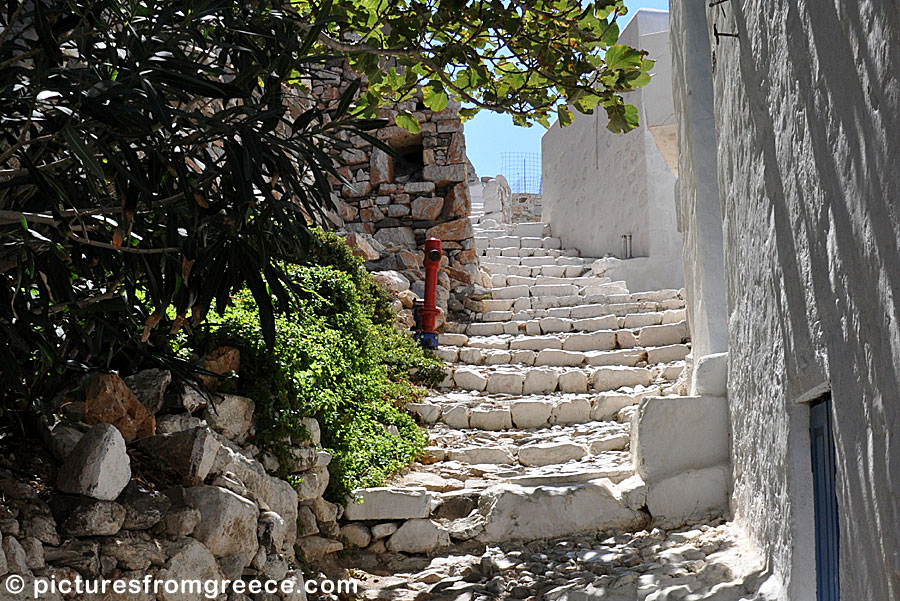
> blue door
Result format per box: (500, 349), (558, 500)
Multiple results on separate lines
(810, 398), (840, 601)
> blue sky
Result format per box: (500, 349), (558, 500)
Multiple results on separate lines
(465, 0), (670, 179)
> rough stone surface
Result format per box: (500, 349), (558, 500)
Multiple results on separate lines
(124, 368), (172, 413)
(57, 423), (131, 501)
(204, 394), (255, 444)
(184, 486), (259, 560)
(478, 480), (643, 542)
(83, 374), (156, 442)
(61, 500), (126, 536)
(632, 396), (730, 481)
(385, 519), (450, 554)
(343, 488), (431, 521)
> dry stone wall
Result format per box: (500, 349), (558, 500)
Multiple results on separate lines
(310, 60), (480, 317)
(0, 354), (343, 599)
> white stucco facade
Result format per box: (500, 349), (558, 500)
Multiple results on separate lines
(671, 1), (900, 599)
(541, 9), (683, 292)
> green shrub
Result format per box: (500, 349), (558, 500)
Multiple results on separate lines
(193, 262), (443, 502)
(303, 227), (395, 326)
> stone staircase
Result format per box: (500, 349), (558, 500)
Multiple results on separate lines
(334, 218), (766, 600)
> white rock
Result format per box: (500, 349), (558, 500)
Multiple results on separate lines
(590, 433), (630, 453)
(434, 347), (459, 362)
(647, 344), (690, 365)
(453, 368), (488, 391)
(491, 285), (530, 299)
(616, 330), (637, 348)
(509, 335), (563, 351)
(510, 349), (537, 365)
(301, 417), (321, 445)
(632, 396), (729, 481)
(469, 408), (512, 431)
(438, 332), (469, 346)
(340, 523), (372, 548)
(637, 321), (689, 347)
(553, 398), (592, 424)
(458, 348), (486, 364)
(510, 401), (553, 429)
(57, 423), (131, 501)
(539, 317), (573, 334)
(343, 488), (431, 521)
(486, 371), (525, 394)
(158, 539), (223, 601)
(562, 331), (617, 352)
(523, 367), (560, 394)
(442, 405), (470, 429)
(371, 269), (412, 292)
(645, 466), (730, 528)
(484, 350), (512, 365)
(386, 519), (450, 554)
(535, 349), (585, 367)
(517, 442), (587, 467)
(370, 522), (401, 540)
(204, 394), (255, 443)
(584, 349), (644, 367)
(691, 352), (728, 397)
(478, 480), (642, 542)
(558, 370), (589, 393)
(448, 447), (515, 465)
(623, 312), (663, 328)
(591, 392), (641, 421)
(184, 486), (259, 560)
(406, 403), (442, 424)
(592, 366), (651, 391)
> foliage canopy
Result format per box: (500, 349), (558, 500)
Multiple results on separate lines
(0, 0), (651, 407)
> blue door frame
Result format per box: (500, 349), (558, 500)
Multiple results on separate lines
(810, 398), (840, 601)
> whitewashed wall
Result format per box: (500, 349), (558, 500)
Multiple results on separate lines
(672, 1), (900, 599)
(541, 9), (683, 292)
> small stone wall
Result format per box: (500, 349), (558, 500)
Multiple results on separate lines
(504, 193), (542, 223)
(0, 355), (343, 597)
(310, 60), (479, 316)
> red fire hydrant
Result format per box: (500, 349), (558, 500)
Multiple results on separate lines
(413, 237), (442, 349)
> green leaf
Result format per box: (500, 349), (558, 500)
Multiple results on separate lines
(606, 103), (639, 133)
(558, 105), (574, 127)
(422, 85), (449, 112)
(62, 128), (105, 181)
(395, 111), (421, 133)
(605, 44), (645, 71)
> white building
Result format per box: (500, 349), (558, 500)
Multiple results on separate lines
(541, 9), (683, 292)
(672, 1), (900, 599)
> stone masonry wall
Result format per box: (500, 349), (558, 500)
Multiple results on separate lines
(686, 1), (900, 599)
(310, 60), (479, 316)
(0, 353), (342, 599)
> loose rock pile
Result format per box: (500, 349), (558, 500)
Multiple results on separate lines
(0, 351), (344, 600)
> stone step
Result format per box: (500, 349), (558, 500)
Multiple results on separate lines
(480, 246), (573, 258)
(512, 221), (552, 237)
(482, 256), (589, 268)
(488, 264), (591, 281)
(435, 343), (690, 369)
(457, 316), (689, 340)
(471, 304), (685, 325)
(408, 389), (663, 429)
(439, 362), (685, 395)
(475, 236), (564, 251)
